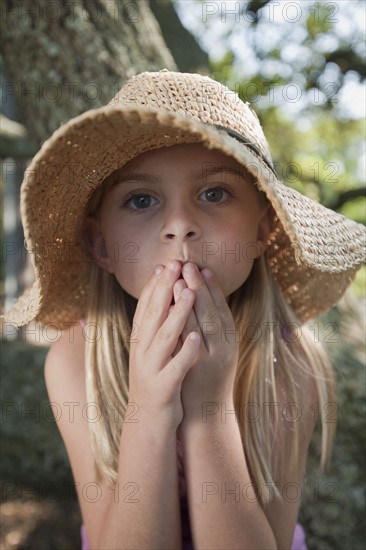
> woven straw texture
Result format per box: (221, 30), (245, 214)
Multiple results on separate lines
(2, 70), (365, 329)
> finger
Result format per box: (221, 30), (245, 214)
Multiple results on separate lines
(173, 335), (183, 357)
(137, 261), (183, 352)
(179, 295), (205, 352)
(151, 286), (196, 365)
(201, 268), (238, 346)
(182, 263), (220, 349)
(173, 278), (187, 303)
(130, 265), (166, 354)
(168, 305), (183, 357)
(133, 264), (165, 329)
(161, 331), (201, 387)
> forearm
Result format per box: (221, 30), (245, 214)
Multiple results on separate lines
(98, 418), (181, 549)
(180, 406), (277, 550)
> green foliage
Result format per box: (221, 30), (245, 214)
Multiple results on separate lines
(0, 340), (73, 491)
(341, 197), (366, 227)
(196, 0), (366, 230)
(306, 6), (332, 39)
(299, 296), (366, 549)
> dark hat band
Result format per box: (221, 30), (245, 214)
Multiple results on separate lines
(213, 124), (278, 178)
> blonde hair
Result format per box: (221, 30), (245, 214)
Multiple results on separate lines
(81, 164), (336, 505)
(228, 256), (336, 502)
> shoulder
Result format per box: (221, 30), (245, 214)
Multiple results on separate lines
(44, 322), (86, 404)
(45, 321), (86, 372)
(44, 322), (91, 467)
(44, 322), (112, 546)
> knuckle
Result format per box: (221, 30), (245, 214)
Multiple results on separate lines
(157, 326), (171, 343)
(218, 303), (229, 317)
(169, 359), (180, 376)
(194, 280), (206, 291)
(174, 299), (190, 315)
(146, 299), (161, 318)
(204, 306), (219, 322)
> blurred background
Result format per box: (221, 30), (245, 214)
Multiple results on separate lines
(0, 0), (365, 548)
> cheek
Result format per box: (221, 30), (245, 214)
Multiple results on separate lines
(113, 264), (145, 300)
(216, 222), (259, 263)
(104, 234), (154, 299)
(102, 215), (138, 260)
(211, 221), (260, 295)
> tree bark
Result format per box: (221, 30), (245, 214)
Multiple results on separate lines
(148, 0), (209, 73)
(0, 0), (177, 145)
(0, 0), (183, 328)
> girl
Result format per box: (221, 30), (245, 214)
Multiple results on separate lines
(3, 70), (365, 549)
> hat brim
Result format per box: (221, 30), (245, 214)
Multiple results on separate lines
(3, 105), (365, 328)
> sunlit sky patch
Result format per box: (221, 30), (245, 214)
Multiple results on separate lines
(175, 0), (365, 120)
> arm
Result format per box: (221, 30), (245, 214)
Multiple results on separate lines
(173, 263), (315, 549)
(45, 327), (182, 549)
(180, 385), (316, 550)
(45, 262), (200, 549)
(174, 264), (275, 548)
(180, 410), (277, 550)
(98, 419), (181, 549)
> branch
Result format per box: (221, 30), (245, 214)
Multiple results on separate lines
(0, 114), (38, 158)
(149, 0), (209, 72)
(327, 187), (366, 211)
(284, 165), (365, 212)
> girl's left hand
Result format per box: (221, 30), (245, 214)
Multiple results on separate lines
(171, 262), (239, 422)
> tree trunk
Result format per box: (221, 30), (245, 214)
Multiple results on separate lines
(148, 0), (209, 74)
(0, 0), (177, 145)
(0, 0), (182, 335)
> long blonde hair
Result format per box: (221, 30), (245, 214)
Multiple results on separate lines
(81, 169), (336, 505)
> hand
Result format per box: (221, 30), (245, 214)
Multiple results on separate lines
(173, 263), (239, 423)
(128, 261), (201, 431)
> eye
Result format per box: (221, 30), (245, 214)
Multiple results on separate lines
(123, 194), (158, 210)
(200, 186), (233, 205)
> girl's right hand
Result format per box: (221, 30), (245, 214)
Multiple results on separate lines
(128, 260), (201, 431)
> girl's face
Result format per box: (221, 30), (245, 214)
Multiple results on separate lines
(86, 143), (271, 300)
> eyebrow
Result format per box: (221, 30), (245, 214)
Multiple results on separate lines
(110, 172), (159, 187)
(199, 165), (249, 182)
(110, 165), (250, 187)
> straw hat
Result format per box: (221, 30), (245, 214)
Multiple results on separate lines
(2, 70), (365, 329)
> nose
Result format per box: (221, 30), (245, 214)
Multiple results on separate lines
(160, 205), (202, 243)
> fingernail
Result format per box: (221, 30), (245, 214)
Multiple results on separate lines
(174, 285), (183, 300)
(183, 263), (196, 275)
(181, 288), (191, 300)
(167, 261), (178, 272)
(155, 266), (163, 276)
